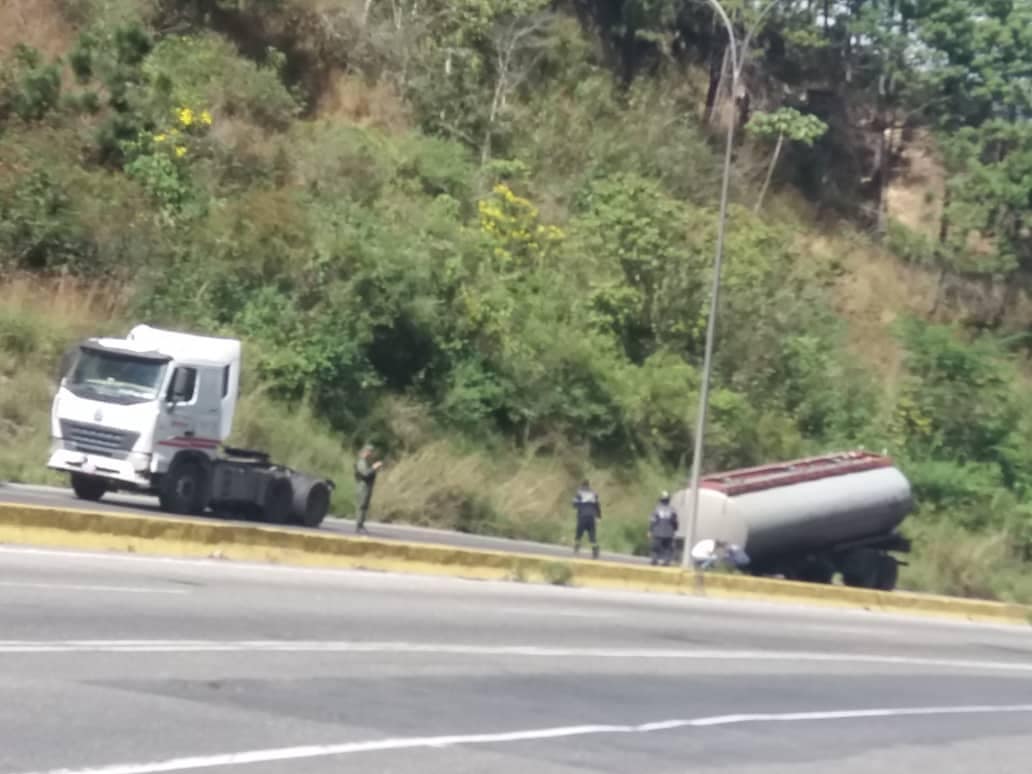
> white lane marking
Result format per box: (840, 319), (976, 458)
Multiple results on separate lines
(0, 640), (1030, 673)
(0, 582), (189, 595)
(17, 704), (1032, 774)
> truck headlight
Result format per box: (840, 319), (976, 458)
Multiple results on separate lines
(129, 452), (152, 472)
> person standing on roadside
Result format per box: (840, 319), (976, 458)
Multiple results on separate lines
(572, 479), (602, 559)
(649, 491), (679, 566)
(354, 443), (382, 534)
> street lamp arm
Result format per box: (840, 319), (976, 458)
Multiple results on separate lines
(701, 0), (739, 78)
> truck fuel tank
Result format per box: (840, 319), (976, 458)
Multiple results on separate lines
(671, 451), (914, 563)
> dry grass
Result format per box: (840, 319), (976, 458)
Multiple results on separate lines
(0, 274), (129, 484)
(901, 521), (1032, 604)
(315, 72), (410, 132)
(885, 128), (945, 240)
(0, 0), (75, 59)
(0, 273), (129, 332)
(375, 436), (668, 552)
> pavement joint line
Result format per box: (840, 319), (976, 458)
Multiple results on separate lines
(15, 704), (1032, 774)
(0, 641), (1031, 674)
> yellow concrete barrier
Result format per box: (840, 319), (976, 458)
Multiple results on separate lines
(0, 502), (1027, 627)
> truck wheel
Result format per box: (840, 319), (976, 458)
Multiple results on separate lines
(71, 473), (107, 502)
(159, 460), (208, 515)
(261, 477), (294, 524)
(792, 558), (835, 585)
(294, 482), (331, 528)
(841, 549), (881, 589)
(876, 555), (899, 591)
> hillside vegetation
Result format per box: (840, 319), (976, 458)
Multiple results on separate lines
(1, 0), (1030, 601)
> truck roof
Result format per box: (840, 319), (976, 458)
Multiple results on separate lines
(82, 338), (171, 362)
(700, 451), (895, 496)
(126, 324), (242, 367)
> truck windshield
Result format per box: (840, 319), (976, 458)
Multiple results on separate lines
(66, 349), (168, 405)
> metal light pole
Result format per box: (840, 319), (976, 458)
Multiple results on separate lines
(682, 0), (740, 570)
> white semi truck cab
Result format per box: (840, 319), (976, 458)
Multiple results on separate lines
(48, 324), (334, 527)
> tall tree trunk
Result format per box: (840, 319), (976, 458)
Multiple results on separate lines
(755, 132), (785, 213)
(938, 185), (952, 244)
(874, 124), (889, 237)
(930, 186), (952, 317)
(703, 44), (728, 126)
(480, 66), (507, 172)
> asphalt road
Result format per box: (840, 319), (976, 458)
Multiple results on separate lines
(0, 482), (648, 564)
(0, 546), (1030, 774)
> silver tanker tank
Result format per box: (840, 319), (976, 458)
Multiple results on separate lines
(671, 451), (914, 587)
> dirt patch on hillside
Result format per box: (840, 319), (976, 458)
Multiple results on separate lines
(886, 129), (946, 239)
(0, 0), (75, 59)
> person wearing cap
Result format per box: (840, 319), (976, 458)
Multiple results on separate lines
(649, 491), (679, 566)
(354, 443), (383, 534)
(571, 479), (602, 559)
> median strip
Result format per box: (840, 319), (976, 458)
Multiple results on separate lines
(0, 502), (1027, 627)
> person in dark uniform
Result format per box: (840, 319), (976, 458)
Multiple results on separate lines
(572, 479), (602, 559)
(354, 443), (382, 534)
(649, 491), (679, 566)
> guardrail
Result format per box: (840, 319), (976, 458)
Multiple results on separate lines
(0, 502), (1027, 627)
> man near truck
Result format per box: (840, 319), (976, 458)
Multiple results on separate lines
(354, 443), (382, 534)
(572, 479), (602, 559)
(649, 491), (679, 566)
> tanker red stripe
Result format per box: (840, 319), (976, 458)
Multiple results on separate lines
(701, 451), (894, 496)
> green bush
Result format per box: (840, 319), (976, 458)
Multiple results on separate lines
(0, 45), (62, 124)
(143, 34), (300, 130)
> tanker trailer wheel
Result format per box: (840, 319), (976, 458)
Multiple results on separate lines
(71, 473), (107, 502)
(875, 555), (899, 591)
(261, 476), (294, 524)
(159, 460), (208, 515)
(292, 481), (331, 528)
(841, 548), (881, 589)
(791, 557), (835, 585)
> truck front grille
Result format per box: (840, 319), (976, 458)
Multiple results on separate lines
(59, 420), (140, 460)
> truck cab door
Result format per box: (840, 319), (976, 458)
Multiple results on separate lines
(155, 365), (223, 456)
(192, 366), (223, 444)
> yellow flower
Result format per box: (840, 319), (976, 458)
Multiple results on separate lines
(175, 146), (187, 158)
(200, 110), (213, 126)
(177, 107), (194, 127)
(154, 133), (167, 143)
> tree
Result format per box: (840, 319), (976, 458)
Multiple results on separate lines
(481, 9), (554, 167)
(913, 0), (1032, 316)
(746, 107), (827, 212)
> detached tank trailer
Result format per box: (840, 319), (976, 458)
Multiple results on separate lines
(671, 451), (914, 591)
